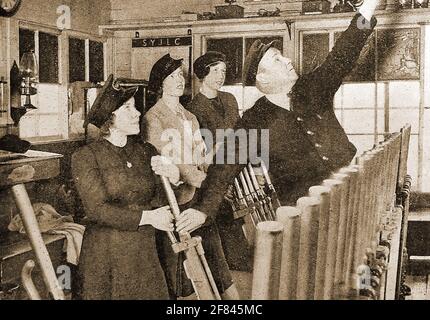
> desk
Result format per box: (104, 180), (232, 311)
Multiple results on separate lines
(0, 234), (66, 299)
(0, 149), (65, 299)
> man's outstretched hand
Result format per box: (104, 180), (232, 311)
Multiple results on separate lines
(359, 0), (378, 22)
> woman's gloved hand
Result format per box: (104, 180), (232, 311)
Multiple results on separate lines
(176, 208), (207, 234)
(359, 0), (378, 21)
(140, 205), (174, 232)
(151, 155), (180, 185)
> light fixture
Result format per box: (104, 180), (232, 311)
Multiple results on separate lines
(19, 51), (38, 110)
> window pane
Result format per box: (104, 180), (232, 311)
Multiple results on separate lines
(207, 38), (243, 85)
(377, 28), (420, 80)
(89, 41), (104, 83)
(19, 28), (35, 61)
(39, 32), (59, 83)
(69, 37), (85, 82)
(301, 33), (329, 75)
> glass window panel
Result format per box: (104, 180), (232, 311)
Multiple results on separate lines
(89, 41), (104, 83)
(69, 37), (86, 82)
(301, 33), (329, 75)
(19, 28), (35, 61)
(39, 32), (59, 83)
(207, 38), (243, 85)
(348, 134), (376, 156)
(377, 28), (420, 81)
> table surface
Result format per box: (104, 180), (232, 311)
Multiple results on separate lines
(0, 150), (63, 165)
(0, 149), (63, 188)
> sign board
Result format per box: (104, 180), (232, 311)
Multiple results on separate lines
(132, 36), (192, 48)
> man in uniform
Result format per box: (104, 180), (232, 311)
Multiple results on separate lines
(181, 0), (379, 236)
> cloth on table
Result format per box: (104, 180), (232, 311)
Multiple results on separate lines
(8, 202), (85, 265)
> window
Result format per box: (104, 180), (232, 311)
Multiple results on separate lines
(69, 37), (104, 83)
(19, 29), (35, 57)
(19, 28), (59, 84)
(301, 33), (329, 75)
(69, 37), (86, 83)
(39, 32), (59, 83)
(17, 24), (105, 142)
(204, 35), (284, 114)
(89, 41), (104, 83)
(299, 27), (421, 188)
(207, 38), (243, 85)
(18, 27), (64, 141)
(206, 36), (283, 85)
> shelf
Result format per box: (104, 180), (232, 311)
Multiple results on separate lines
(100, 8), (430, 32)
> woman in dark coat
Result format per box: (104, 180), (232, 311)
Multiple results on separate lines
(187, 52), (251, 272)
(71, 74), (180, 300)
(187, 51), (240, 141)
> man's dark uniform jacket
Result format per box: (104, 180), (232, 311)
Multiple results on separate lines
(194, 13), (377, 222)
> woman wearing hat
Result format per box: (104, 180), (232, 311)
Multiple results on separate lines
(187, 51), (240, 142)
(71, 74), (180, 300)
(143, 54), (240, 299)
(187, 51), (251, 272)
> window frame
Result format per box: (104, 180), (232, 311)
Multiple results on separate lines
(18, 26), (61, 84)
(203, 30), (286, 86)
(16, 21), (106, 143)
(67, 32), (105, 84)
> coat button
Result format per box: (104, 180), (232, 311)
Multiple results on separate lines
(316, 114), (323, 120)
(322, 156), (329, 161)
(307, 130), (315, 136)
(315, 143), (322, 148)
(297, 117), (304, 122)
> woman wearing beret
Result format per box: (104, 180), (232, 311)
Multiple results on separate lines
(71, 74), (179, 300)
(187, 52), (251, 272)
(143, 54), (240, 299)
(187, 51), (239, 140)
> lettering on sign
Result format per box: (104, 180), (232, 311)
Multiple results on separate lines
(132, 36), (192, 48)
